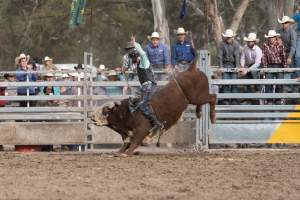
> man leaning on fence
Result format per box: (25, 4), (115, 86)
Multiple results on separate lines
(277, 16), (297, 96)
(15, 53), (37, 107)
(239, 33), (262, 104)
(171, 27), (195, 71)
(218, 29), (240, 105)
(145, 32), (171, 81)
(262, 30), (288, 105)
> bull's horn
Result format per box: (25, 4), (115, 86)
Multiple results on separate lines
(114, 101), (121, 106)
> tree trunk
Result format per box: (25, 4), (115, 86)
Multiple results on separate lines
(151, 0), (170, 49)
(205, 0), (224, 46)
(284, 0), (295, 16)
(230, 0), (251, 33)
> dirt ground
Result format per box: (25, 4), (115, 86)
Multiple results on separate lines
(0, 149), (299, 200)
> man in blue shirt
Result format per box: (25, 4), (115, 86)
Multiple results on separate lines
(171, 27), (195, 71)
(15, 53), (37, 107)
(145, 32), (170, 80)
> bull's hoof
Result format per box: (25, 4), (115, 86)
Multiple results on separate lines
(113, 152), (129, 158)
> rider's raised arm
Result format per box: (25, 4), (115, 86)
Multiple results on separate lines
(134, 42), (150, 69)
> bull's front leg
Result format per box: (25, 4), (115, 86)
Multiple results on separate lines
(196, 105), (202, 118)
(116, 133), (131, 154)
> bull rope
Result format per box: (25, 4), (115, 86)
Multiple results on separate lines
(171, 73), (190, 104)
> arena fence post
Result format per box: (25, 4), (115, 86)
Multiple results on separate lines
(196, 50), (211, 150)
(83, 52), (93, 151)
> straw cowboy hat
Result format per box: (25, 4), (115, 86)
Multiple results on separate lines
(43, 56), (53, 63)
(278, 16), (295, 24)
(264, 30), (280, 38)
(244, 33), (259, 42)
(222, 29), (236, 38)
(15, 53), (30, 64)
(176, 27), (187, 35)
(151, 32), (160, 39)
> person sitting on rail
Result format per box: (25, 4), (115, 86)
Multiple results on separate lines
(145, 32), (171, 80)
(239, 33), (263, 104)
(218, 29), (241, 105)
(262, 30), (288, 105)
(123, 35), (164, 135)
(15, 53), (37, 107)
(171, 27), (195, 71)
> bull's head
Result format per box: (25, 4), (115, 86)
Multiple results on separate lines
(88, 101), (120, 126)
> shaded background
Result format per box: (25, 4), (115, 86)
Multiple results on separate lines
(0, 0), (296, 69)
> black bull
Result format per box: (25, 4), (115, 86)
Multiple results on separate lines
(89, 63), (216, 156)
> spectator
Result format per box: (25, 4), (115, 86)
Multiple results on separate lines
(0, 87), (6, 107)
(171, 27), (195, 71)
(15, 53), (37, 107)
(39, 73), (60, 95)
(218, 29), (240, 105)
(37, 86), (59, 107)
(293, 2), (300, 78)
(60, 74), (72, 95)
(4, 73), (17, 107)
(145, 32), (171, 80)
(262, 30), (287, 104)
(240, 33), (262, 101)
(106, 70), (123, 95)
(42, 56), (57, 71)
(278, 16), (297, 95)
(96, 64), (108, 81)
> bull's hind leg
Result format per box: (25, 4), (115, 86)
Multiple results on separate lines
(209, 94), (216, 123)
(117, 142), (130, 154)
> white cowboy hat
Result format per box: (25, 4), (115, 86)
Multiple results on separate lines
(98, 64), (106, 70)
(244, 33), (259, 42)
(222, 29), (236, 38)
(176, 27), (187, 35)
(151, 32), (160, 39)
(43, 56), (53, 62)
(278, 16), (295, 24)
(15, 53), (30, 64)
(108, 70), (117, 76)
(62, 73), (69, 78)
(264, 30), (280, 38)
(44, 73), (54, 77)
(69, 72), (77, 77)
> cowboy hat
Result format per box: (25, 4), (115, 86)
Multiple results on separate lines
(264, 30), (280, 38)
(176, 27), (187, 35)
(278, 16), (295, 24)
(124, 42), (135, 50)
(98, 64), (106, 70)
(244, 33), (259, 42)
(107, 70), (117, 76)
(222, 29), (236, 38)
(74, 64), (84, 70)
(43, 56), (53, 62)
(62, 73), (69, 78)
(44, 73), (54, 77)
(15, 53), (30, 64)
(150, 32), (160, 39)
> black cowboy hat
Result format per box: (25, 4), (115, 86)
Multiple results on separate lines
(124, 42), (135, 50)
(74, 63), (84, 70)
